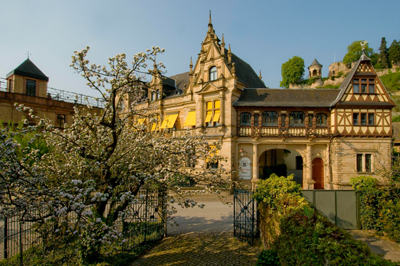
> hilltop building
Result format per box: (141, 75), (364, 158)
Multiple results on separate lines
(1, 58), (103, 127)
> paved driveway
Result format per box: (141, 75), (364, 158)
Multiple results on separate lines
(167, 194), (233, 235)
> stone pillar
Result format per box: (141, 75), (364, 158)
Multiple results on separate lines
(306, 144), (315, 189)
(326, 143), (332, 190)
(252, 143), (259, 190)
(199, 96), (204, 127)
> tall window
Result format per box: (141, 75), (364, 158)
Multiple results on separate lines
(316, 113), (327, 127)
(262, 111), (278, 126)
(240, 112), (251, 126)
(353, 78), (375, 93)
(209, 66), (217, 81)
(281, 114), (286, 127)
(357, 153), (372, 172)
(308, 114), (313, 127)
(26, 79), (36, 96)
(57, 114), (66, 128)
(205, 100), (220, 127)
(289, 112), (305, 127)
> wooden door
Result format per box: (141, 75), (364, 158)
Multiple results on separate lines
(312, 158), (324, 189)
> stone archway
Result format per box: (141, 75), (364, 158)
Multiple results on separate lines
(258, 148), (303, 186)
(312, 158), (324, 189)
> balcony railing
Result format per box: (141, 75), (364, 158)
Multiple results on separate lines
(238, 125), (330, 138)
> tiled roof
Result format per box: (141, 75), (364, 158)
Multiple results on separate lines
(6, 59), (49, 81)
(233, 88), (340, 107)
(169, 72), (190, 92)
(309, 58), (322, 67)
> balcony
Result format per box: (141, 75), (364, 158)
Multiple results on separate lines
(238, 126), (330, 138)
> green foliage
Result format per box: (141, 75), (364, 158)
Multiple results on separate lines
(257, 250), (280, 266)
(280, 56), (305, 88)
(253, 174), (301, 207)
(261, 164), (287, 180)
(274, 208), (398, 266)
(343, 40), (374, 68)
(336, 70), (344, 78)
(379, 37), (390, 68)
(380, 69), (400, 92)
(319, 84), (340, 89)
(350, 176), (400, 243)
(389, 39), (400, 66)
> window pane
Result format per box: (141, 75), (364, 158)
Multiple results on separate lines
(361, 79), (367, 82)
(26, 79), (36, 96)
(209, 67), (217, 81)
(368, 113), (374, 125)
(365, 154), (371, 172)
(254, 114), (259, 126)
(317, 113), (327, 127)
(354, 84), (359, 93)
(206, 101), (212, 109)
(353, 113), (359, 125)
(272, 112), (278, 126)
(262, 112), (267, 126)
(361, 84), (367, 93)
(240, 112), (251, 126)
(369, 84), (374, 93)
(353, 79), (359, 82)
(361, 113), (366, 125)
(298, 112), (305, 126)
(308, 115), (313, 127)
(369, 79), (374, 82)
(357, 154), (363, 172)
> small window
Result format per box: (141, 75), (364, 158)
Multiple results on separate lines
(57, 114), (66, 128)
(368, 113), (374, 125)
(357, 154), (363, 172)
(353, 113), (359, 125)
(353, 79), (359, 93)
(209, 66), (217, 81)
(262, 111), (278, 126)
(369, 84), (375, 93)
(289, 112), (305, 127)
(281, 114), (286, 127)
(254, 114), (259, 127)
(361, 113), (367, 125)
(361, 84), (367, 93)
(26, 79), (36, 96)
(365, 154), (371, 172)
(240, 112), (251, 126)
(316, 113), (327, 127)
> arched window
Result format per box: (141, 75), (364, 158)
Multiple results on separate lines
(240, 112), (251, 126)
(316, 113), (327, 127)
(209, 66), (217, 81)
(262, 111), (278, 126)
(289, 112), (305, 126)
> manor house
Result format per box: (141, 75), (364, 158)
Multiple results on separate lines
(133, 15), (395, 190)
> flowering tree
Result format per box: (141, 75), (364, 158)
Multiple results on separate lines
(0, 47), (231, 263)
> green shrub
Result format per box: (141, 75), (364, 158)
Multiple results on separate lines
(380, 70), (400, 92)
(351, 176), (400, 243)
(257, 249), (280, 266)
(393, 115), (400, 122)
(261, 165), (287, 180)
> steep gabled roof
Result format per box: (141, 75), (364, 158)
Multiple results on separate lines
(233, 88), (340, 107)
(6, 59), (49, 81)
(169, 72), (190, 92)
(225, 49), (266, 88)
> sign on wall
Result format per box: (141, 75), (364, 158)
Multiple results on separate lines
(239, 157), (251, 180)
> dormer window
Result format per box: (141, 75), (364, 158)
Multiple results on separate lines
(209, 66), (217, 81)
(26, 79), (36, 96)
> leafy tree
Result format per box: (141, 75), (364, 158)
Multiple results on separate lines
(379, 37), (390, 68)
(280, 56), (305, 88)
(0, 47), (231, 264)
(343, 40), (373, 68)
(389, 39), (400, 66)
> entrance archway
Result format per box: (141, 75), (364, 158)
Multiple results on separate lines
(312, 158), (324, 189)
(259, 149), (303, 186)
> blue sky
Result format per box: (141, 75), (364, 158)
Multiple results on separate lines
(1, 0), (399, 97)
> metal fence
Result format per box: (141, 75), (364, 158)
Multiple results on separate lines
(302, 190), (360, 230)
(0, 188), (166, 263)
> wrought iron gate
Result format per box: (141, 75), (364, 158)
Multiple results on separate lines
(233, 189), (258, 244)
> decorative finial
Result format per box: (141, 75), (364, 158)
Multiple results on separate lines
(209, 10), (212, 25)
(360, 40), (368, 52)
(26, 51), (31, 59)
(189, 57), (193, 72)
(221, 33), (225, 45)
(259, 70), (262, 80)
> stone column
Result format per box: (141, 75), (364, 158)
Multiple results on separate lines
(252, 143), (259, 190)
(219, 91), (225, 126)
(306, 144), (315, 189)
(326, 143), (332, 190)
(199, 96), (204, 127)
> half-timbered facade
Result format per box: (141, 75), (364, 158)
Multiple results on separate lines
(131, 15), (395, 190)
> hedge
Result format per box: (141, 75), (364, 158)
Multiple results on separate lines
(254, 174), (399, 266)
